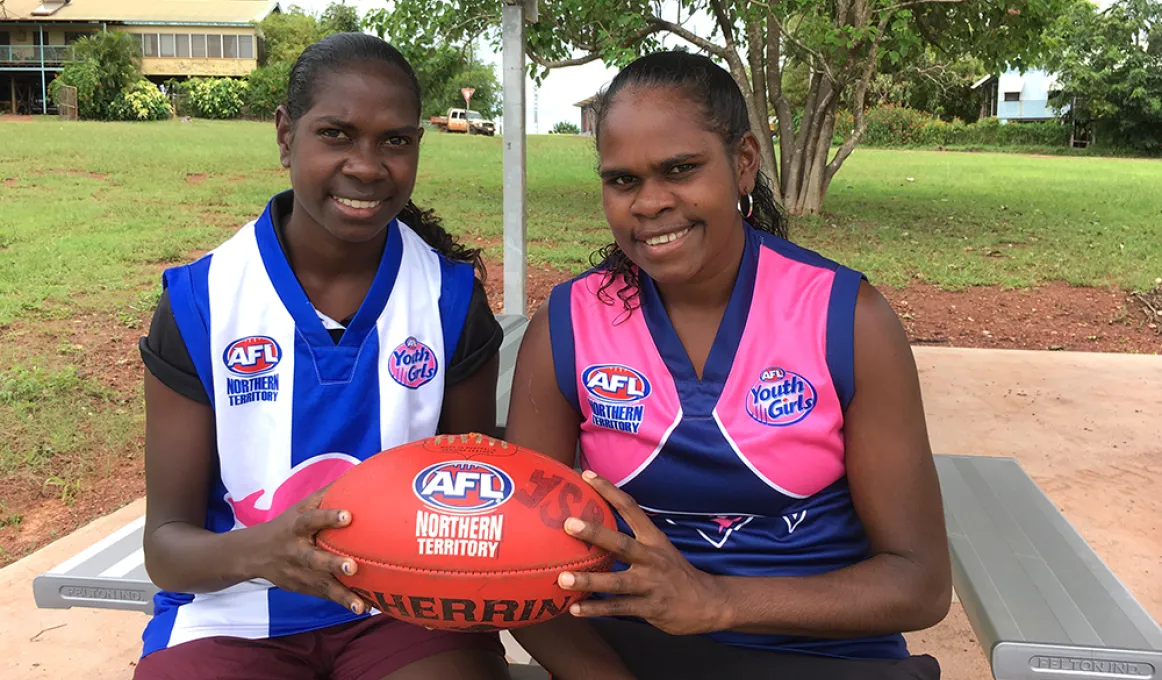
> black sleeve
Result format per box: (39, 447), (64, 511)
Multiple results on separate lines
(445, 279), (504, 386)
(138, 289), (212, 405)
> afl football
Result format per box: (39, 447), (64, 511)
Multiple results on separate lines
(317, 433), (617, 632)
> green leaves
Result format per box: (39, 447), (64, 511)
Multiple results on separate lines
(50, 31), (142, 121)
(1047, 0), (1162, 152)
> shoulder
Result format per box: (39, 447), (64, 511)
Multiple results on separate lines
(752, 228), (852, 275)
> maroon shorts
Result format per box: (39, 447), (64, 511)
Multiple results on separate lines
(132, 615), (506, 680)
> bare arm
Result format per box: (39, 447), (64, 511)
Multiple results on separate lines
(562, 282), (952, 638)
(141, 371), (365, 613)
(503, 307), (636, 680)
(438, 351), (499, 435)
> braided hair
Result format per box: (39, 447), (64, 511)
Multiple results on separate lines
(285, 32), (484, 279)
(591, 51), (786, 309)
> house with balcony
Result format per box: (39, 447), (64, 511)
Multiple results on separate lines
(1, 0), (280, 115)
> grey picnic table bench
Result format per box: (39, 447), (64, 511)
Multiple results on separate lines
(32, 313), (1162, 680)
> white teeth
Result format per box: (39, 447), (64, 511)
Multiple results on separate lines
(644, 227), (691, 246)
(333, 196), (382, 210)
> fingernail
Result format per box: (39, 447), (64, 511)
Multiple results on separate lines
(581, 470), (597, 480)
(570, 604), (582, 616)
(559, 572), (575, 588)
(351, 602), (361, 614)
(342, 561), (353, 575)
(338, 511), (350, 523)
(564, 517), (585, 534)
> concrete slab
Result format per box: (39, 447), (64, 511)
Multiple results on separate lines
(3, 347), (1160, 680)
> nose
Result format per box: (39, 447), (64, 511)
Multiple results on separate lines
(630, 177), (674, 219)
(342, 140), (389, 184)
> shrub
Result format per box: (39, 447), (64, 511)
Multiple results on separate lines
(185, 77), (248, 119)
(834, 105), (1071, 148)
(551, 121), (581, 135)
(110, 80), (172, 121)
(49, 31), (141, 120)
(244, 62), (292, 120)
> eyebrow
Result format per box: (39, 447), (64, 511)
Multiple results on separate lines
(598, 152), (701, 180)
(313, 116), (422, 135)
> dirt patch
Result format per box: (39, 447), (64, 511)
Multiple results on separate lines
(0, 115), (36, 123)
(2, 178), (17, 187)
(480, 258), (573, 315)
(883, 281), (1160, 354)
(27, 170), (109, 181)
(0, 453), (144, 564)
(185, 173), (208, 185)
(0, 309), (149, 566)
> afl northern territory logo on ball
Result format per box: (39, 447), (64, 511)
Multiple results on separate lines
(389, 336), (438, 389)
(413, 461), (515, 515)
(746, 366), (817, 426)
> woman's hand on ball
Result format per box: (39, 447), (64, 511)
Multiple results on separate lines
(251, 488), (368, 615)
(555, 471), (733, 636)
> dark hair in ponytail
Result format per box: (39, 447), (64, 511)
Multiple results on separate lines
(591, 51), (785, 309)
(285, 32), (484, 279)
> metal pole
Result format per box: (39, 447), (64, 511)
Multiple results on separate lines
(501, 1), (527, 316)
(38, 23), (47, 114)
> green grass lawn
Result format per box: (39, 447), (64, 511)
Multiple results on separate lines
(1, 117), (1160, 521)
(3, 118), (1160, 328)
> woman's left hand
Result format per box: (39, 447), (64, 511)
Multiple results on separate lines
(557, 470), (733, 636)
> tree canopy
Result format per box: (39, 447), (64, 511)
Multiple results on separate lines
(1047, 0), (1162, 153)
(371, 0), (1071, 214)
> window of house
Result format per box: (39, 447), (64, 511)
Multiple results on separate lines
(222, 35), (239, 58)
(191, 34), (207, 58)
(238, 35), (254, 59)
(131, 34), (144, 56)
(0, 32), (10, 46)
(176, 34), (190, 58)
(207, 35), (222, 58)
(159, 34), (176, 58)
(144, 34), (159, 58)
(1004, 92), (1020, 102)
(65, 32), (89, 44)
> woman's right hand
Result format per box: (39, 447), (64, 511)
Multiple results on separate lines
(249, 488), (368, 615)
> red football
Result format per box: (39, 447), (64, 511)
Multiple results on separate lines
(316, 433), (617, 632)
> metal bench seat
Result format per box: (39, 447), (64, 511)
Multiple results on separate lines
(935, 455), (1162, 679)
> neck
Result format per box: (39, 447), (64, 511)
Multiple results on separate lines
(653, 218), (747, 313)
(282, 198), (386, 281)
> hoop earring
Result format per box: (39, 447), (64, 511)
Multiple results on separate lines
(739, 193), (753, 219)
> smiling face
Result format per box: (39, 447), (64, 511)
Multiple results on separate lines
(275, 60), (422, 244)
(596, 86), (759, 288)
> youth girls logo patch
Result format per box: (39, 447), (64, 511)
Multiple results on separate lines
(746, 367), (817, 427)
(413, 461), (514, 515)
(583, 364), (651, 434)
(389, 337), (438, 389)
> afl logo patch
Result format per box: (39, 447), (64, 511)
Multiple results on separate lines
(223, 336), (281, 376)
(583, 364), (651, 403)
(746, 367), (817, 427)
(413, 461), (514, 514)
(389, 337), (438, 389)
